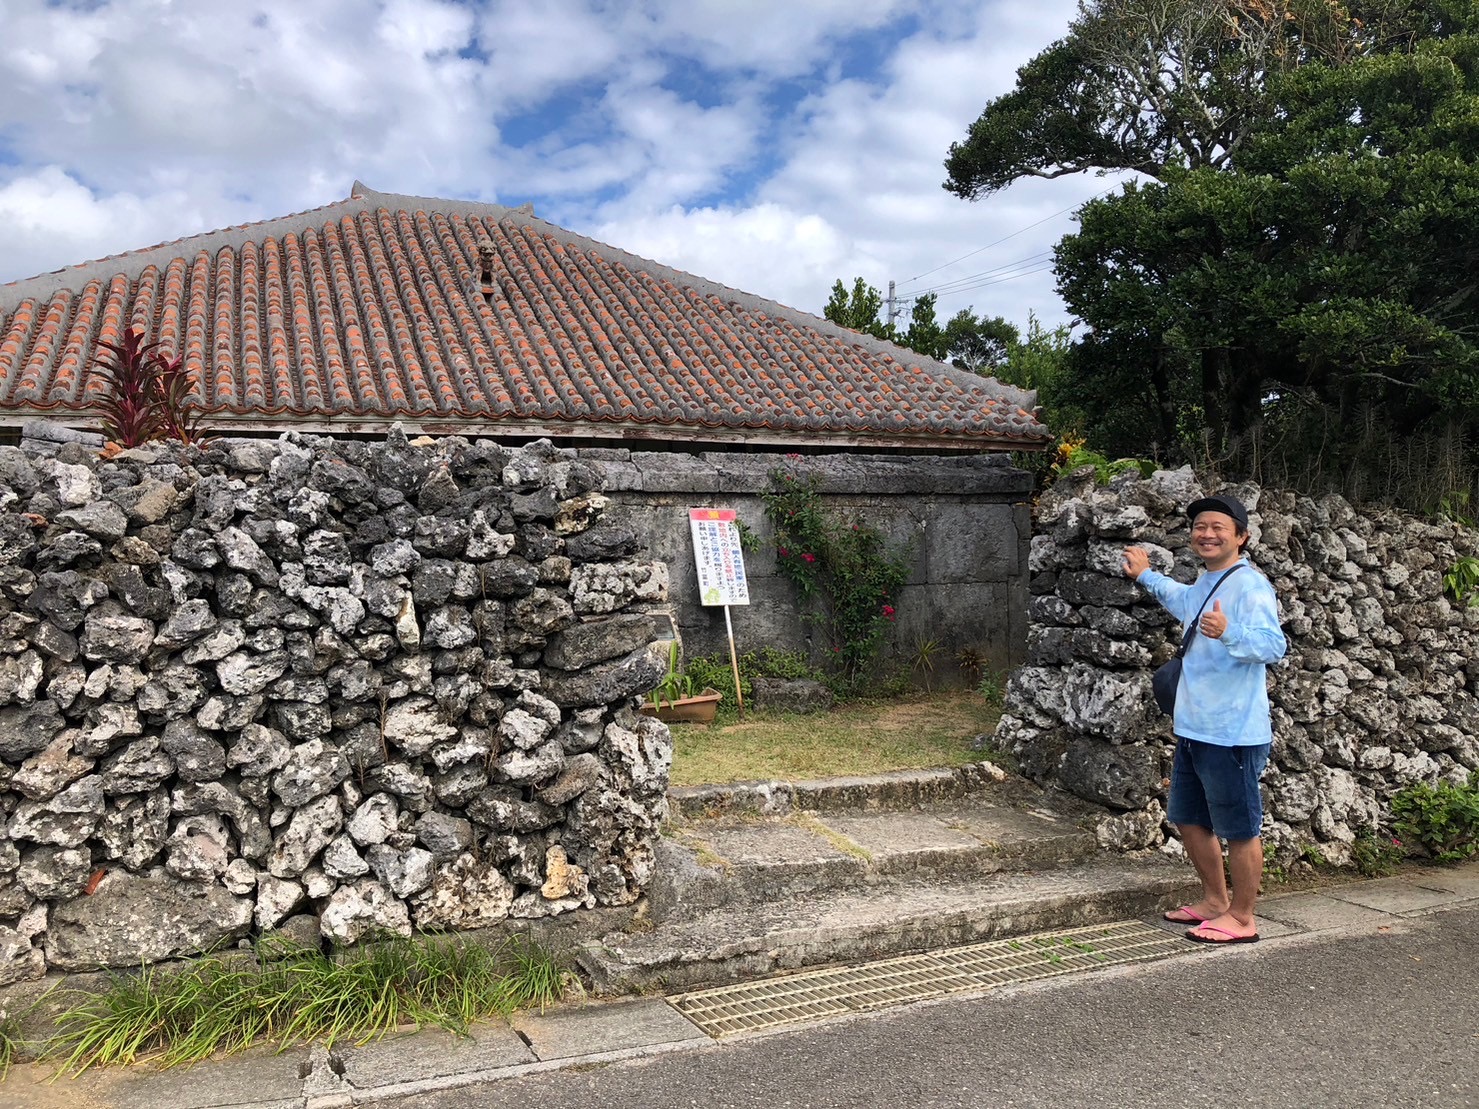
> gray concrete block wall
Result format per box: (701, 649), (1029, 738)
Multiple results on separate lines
(584, 451), (1035, 687)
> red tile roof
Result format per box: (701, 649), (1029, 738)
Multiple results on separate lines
(0, 184), (1050, 451)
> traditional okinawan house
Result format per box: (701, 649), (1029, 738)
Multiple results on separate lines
(0, 182), (1052, 678)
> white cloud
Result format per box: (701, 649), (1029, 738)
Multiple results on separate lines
(473, 0), (626, 109)
(640, 0), (909, 75)
(0, 0), (1105, 334)
(0, 0), (493, 194)
(590, 0), (1098, 325)
(591, 203), (863, 315)
(0, 167), (216, 277)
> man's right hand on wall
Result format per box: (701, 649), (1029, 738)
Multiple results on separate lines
(1122, 546), (1149, 579)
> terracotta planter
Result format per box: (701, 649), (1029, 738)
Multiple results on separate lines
(640, 687), (723, 724)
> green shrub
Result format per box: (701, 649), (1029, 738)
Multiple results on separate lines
(1391, 773), (1479, 863)
(647, 641), (694, 706)
(975, 668), (1008, 708)
(867, 668), (915, 699)
(1048, 434), (1155, 487)
(1350, 828), (1405, 878)
(761, 460), (912, 683)
(0, 1009), (20, 1080)
(909, 636), (942, 692)
(685, 652), (751, 721)
(1443, 556), (1479, 607)
(1435, 490), (1475, 527)
(684, 648), (828, 722)
(752, 647), (824, 682)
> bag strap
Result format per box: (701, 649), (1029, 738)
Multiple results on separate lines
(1175, 563), (1244, 658)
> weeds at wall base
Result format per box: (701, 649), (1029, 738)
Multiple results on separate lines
(1349, 828), (1406, 878)
(0, 1012), (20, 1081)
(13, 933), (569, 1078)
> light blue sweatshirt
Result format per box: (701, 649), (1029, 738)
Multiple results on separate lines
(1136, 558), (1287, 746)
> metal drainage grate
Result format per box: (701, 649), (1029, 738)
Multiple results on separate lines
(669, 920), (1184, 1038)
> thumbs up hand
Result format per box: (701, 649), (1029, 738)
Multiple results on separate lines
(1200, 599), (1229, 639)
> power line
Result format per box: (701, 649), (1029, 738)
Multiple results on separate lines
(930, 263), (1057, 299)
(898, 187), (1118, 289)
(899, 204), (1077, 285)
(910, 250), (1054, 299)
(891, 256), (1057, 309)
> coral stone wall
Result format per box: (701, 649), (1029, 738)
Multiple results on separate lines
(997, 466), (1479, 860)
(0, 431), (673, 985)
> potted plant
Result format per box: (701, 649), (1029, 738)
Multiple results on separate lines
(640, 641), (723, 724)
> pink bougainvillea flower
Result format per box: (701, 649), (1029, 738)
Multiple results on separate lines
(778, 547), (789, 557)
(801, 553), (816, 563)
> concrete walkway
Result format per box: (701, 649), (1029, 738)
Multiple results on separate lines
(3, 859), (1474, 1109)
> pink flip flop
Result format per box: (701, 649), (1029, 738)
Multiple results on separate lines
(1185, 925), (1260, 945)
(1162, 906), (1210, 924)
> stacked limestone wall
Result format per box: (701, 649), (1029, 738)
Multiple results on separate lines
(996, 466), (1479, 860)
(0, 430), (673, 985)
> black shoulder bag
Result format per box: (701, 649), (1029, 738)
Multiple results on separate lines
(1151, 564), (1243, 716)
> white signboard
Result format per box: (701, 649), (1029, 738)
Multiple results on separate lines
(689, 508), (750, 606)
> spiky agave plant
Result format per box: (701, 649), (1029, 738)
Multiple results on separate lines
(91, 327), (207, 448)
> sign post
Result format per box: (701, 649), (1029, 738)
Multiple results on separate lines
(688, 508), (750, 719)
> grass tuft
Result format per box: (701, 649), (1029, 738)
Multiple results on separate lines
(44, 933), (568, 1075)
(1, 1008), (22, 1080)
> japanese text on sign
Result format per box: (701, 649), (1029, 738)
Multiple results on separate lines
(688, 508), (750, 606)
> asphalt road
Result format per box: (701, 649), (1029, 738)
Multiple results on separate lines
(380, 904), (1479, 1109)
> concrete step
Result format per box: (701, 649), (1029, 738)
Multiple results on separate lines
(666, 763), (1014, 821)
(649, 801), (1099, 923)
(580, 855), (1201, 995)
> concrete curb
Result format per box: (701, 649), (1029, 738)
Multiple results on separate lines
(2, 863), (1475, 1107)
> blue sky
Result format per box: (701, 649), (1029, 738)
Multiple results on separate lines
(0, 0), (1115, 332)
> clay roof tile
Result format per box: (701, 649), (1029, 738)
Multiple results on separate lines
(0, 185), (1051, 450)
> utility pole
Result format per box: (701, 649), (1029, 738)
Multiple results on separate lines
(886, 280), (902, 331)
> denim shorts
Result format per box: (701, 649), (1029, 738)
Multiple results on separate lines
(1167, 737), (1270, 841)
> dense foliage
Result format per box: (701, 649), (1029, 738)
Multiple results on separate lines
(823, 277), (1020, 373)
(1392, 772), (1479, 862)
(944, 0), (1479, 505)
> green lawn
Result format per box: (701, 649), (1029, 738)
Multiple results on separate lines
(667, 690), (1001, 786)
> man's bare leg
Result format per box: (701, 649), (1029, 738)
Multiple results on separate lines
(1175, 822), (1231, 920)
(1189, 836), (1262, 939)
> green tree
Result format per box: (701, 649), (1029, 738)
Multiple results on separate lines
(824, 277), (893, 340)
(824, 276), (1021, 373)
(944, 309), (1020, 374)
(944, 0), (1479, 492)
(1057, 40), (1479, 456)
(899, 293), (947, 360)
(943, 0), (1467, 200)
(998, 313), (1079, 421)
